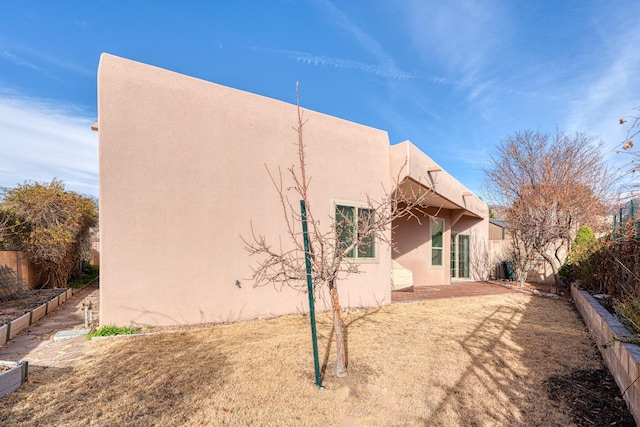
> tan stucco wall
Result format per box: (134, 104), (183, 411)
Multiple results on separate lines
(98, 54), (393, 326)
(392, 208), (450, 285)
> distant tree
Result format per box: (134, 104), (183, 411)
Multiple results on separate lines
(483, 130), (614, 290)
(244, 86), (433, 377)
(0, 180), (98, 288)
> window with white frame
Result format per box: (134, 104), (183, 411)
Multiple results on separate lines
(335, 203), (376, 259)
(431, 218), (444, 266)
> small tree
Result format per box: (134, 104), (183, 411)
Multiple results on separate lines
(0, 180), (98, 288)
(244, 86), (433, 377)
(483, 130), (614, 289)
(505, 226), (536, 287)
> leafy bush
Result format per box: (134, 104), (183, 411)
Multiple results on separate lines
(87, 325), (141, 339)
(560, 225), (599, 285)
(68, 263), (99, 288)
(0, 180), (97, 288)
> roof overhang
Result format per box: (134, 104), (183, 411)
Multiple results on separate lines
(391, 141), (488, 221)
(395, 177), (484, 220)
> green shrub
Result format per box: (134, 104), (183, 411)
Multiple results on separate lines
(560, 225), (599, 286)
(68, 263), (99, 288)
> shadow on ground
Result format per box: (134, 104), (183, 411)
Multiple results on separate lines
(0, 332), (229, 425)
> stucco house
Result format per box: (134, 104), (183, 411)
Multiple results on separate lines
(96, 53), (489, 327)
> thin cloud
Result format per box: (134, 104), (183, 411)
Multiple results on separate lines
(0, 48), (43, 72)
(402, 0), (508, 78)
(277, 49), (415, 80)
(0, 91), (97, 196)
(563, 7), (640, 157)
(0, 41), (93, 77)
(314, 0), (393, 65)
(311, 0), (412, 80)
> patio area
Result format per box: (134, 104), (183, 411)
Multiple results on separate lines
(391, 281), (520, 302)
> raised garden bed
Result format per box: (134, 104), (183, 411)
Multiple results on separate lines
(572, 284), (640, 425)
(1, 288), (69, 345)
(0, 289), (67, 325)
(0, 361), (28, 398)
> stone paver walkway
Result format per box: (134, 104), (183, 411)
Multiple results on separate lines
(0, 280), (99, 368)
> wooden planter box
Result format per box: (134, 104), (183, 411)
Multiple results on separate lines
(9, 313), (30, 340)
(0, 323), (7, 347)
(47, 296), (59, 314)
(31, 303), (48, 324)
(0, 361), (28, 397)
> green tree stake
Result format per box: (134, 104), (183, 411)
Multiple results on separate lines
(300, 199), (323, 388)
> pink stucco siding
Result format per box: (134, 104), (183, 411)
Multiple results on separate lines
(97, 53), (489, 326)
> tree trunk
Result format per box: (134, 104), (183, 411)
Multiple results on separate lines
(329, 279), (347, 377)
(541, 253), (562, 294)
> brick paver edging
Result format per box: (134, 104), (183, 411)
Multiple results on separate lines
(572, 284), (640, 425)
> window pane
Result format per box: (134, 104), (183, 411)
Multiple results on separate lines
(458, 235), (470, 278)
(357, 208), (375, 258)
(450, 234), (457, 276)
(336, 205), (355, 258)
(431, 218), (444, 266)
(431, 218), (443, 248)
(432, 248), (443, 266)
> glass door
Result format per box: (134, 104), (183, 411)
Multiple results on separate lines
(451, 234), (470, 279)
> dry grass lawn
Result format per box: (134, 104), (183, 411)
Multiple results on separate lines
(0, 294), (617, 426)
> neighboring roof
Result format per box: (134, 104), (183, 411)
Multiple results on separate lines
(489, 218), (507, 228)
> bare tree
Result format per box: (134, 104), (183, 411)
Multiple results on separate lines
(483, 130), (615, 289)
(506, 228), (536, 287)
(243, 86), (433, 377)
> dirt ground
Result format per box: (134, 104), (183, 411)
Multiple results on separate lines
(0, 292), (635, 426)
(0, 289), (67, 325)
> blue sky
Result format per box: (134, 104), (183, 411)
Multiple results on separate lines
(1, 1), (639, 199)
